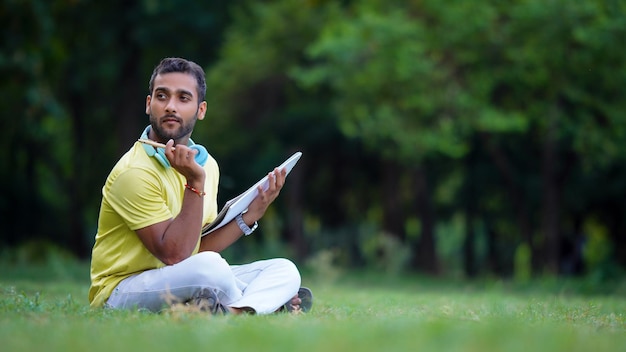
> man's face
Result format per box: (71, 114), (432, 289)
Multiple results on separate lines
(145, 72), (206, 143)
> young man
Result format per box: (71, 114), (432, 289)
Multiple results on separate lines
(89, 57), (311, 314)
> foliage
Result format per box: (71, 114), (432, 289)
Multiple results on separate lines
(289, 0), (626, 274)
(293, 2), (472, 162)
(0, 0), (241, 256)
(1, 0), (626, 279)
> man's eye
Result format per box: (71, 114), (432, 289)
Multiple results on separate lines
(180, 96), (190, 101)
(157, 93), (167, 99)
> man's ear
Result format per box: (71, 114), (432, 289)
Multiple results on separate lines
(197, 101), (207, 121)
(145, 95), (151, 115)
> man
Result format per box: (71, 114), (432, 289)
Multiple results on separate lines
(89, 57), (311, 314)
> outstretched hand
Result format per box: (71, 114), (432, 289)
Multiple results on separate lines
(246, 167), (287, 222)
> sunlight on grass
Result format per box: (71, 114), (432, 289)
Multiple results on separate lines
(1, 263), (625, 352)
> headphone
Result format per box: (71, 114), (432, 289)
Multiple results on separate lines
(140, 125), (208, 168)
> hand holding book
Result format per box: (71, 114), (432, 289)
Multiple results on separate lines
(201, 152), (302, 236)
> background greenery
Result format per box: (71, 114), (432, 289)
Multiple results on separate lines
(1, 0), (626, 281)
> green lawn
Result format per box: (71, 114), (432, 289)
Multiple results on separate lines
(1, 261), (625, 352)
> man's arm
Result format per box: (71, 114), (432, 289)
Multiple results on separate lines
(135, 140), (206, 265)
(200, 167), (287, 252)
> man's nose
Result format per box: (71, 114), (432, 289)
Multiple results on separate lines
(165, 99), (177, 113)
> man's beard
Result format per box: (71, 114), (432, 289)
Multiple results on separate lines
(149, 113), (197, 143)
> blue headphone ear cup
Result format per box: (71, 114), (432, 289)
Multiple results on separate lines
(191, 145), (208, 167)
(155, 148), (171, 168)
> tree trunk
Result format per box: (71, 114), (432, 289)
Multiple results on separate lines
(541, 109), (561, 274)
(485, 221), (502, 275)
(464, 213), (477, 277)
(284, 148), (307, 260)
(608, 213), (626, 269)
(480, 133), (537, 274)
(463, 144), (478, 277)
(68, 90), (90, 258)
(411, 167), (438, 274)
(115, 34), (143, 154)
(381, 159), (405, 239)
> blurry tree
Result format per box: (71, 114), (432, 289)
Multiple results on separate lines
(203, 0), (356, 260)
(456, 0), (626, 273)
(2, 0), (625, 279)
(0, 0), (77, 252)
(292, 2), (499, 273)
(293, 0), (626, 275)
(0, 0), (239, 258)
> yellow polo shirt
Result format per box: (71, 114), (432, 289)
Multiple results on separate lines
(89, 141), (219, 308)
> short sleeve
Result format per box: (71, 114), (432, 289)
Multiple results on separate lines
(105, 167), (173, 230)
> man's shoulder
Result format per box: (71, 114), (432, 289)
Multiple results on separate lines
(112, 142), (158, 171)
(203, 150), (219, 171)
(106, 144), (162, 187)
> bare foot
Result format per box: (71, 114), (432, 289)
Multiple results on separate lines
(289, 294), (302, 310)
(273, 294), (302, 313)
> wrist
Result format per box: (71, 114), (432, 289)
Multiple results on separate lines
(185, 176), (205, 189)
(241, 211), (258, 225)
(236, 212), (258, 236)
(184, 183), (205, 197)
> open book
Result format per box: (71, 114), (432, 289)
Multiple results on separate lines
(201, 151), (302, 236)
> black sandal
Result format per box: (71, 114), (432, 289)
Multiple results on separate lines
(189, 288), (229, 315)
(284, 287), (313, 313)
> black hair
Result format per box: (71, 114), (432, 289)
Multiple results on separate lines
(148, 57), (206, 102)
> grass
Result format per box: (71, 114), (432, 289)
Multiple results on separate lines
(1, 259), (625, 352)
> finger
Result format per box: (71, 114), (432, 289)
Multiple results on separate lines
(269, 170), (277, 188)
(275, 167), (286, 188)
(183, 149), (192, 160)
(174, 147), (186, 162)
(262, 171), (275, 193)
(257, 184), (269, 202)
(265, 170), (283, 194)
(170, 144), (197, 167)
(164, 139), (175, 159)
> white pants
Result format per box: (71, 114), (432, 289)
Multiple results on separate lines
(105, 251), (301, 315)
